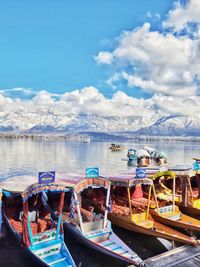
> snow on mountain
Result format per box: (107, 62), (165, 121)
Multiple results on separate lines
(1, 110), (200, 137)
(1, 88), (200, 137)
(135, 115), (200, 136)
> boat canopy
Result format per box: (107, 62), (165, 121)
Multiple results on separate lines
(108, 174), (153, 187)
(136, 149), (150, 158)
(0, 172), (111, 196)
(21, 182), (70, 202)
(73, 177), (111, 194)
(152, 171), (176, 181)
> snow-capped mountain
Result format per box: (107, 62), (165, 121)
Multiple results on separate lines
(134, 115), (200, 136)
(1, 110), (200, 137)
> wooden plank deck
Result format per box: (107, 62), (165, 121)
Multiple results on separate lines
(144, 245), (200, 267)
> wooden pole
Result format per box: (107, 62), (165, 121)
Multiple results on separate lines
(152, 183), (159, 211)
(73, 191), (84, 234)
(146, 185), (152, 219)
(172, 175), (175, 212)
(127, 183), (133, 220)
(103, 184), (111, 228)
(181, 175), (187, 207)
(186, 175), (193, 206)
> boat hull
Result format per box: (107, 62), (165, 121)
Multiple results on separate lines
(108, 213), (197, 246)
(3, 212), (75, 267)
(63, 221), (144, 266)
(176, 203), (200, 220)
(150, 209), (200, 232)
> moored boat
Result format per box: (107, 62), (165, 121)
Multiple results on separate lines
(150, 170), (200, 232)
(0, 174), (75, 267)
(52, 169), (145, 267)
(90, 174), (197, 245)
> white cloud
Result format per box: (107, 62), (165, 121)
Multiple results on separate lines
(163, 0), (200, 32)
(95, 20), (200, 96)
(0, 88), (200, 131)
(94, 51), (113, 64)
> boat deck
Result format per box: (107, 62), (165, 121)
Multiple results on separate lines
(144, 245), (200, 267)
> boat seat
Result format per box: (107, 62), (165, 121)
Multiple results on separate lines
(135, 219), (154, 229)
(85, 227), (111, 242)
(131, 213), (154, 229)
(9, 219), (23, 234)
(80, 208), (94, 222)
(131, 198), (156, 208)
(112, 204), (129, 216)
(160, 211), (181, 221)
(9, 218), (39, 235)
(37, 218), (53, 233)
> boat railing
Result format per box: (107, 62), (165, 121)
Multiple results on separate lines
(31, 229), (58, 245)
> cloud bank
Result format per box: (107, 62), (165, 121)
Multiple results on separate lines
(95, 0), (200, 97)
(0, 87), (200, 131)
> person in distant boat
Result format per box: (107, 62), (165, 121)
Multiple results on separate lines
(155, 151), (168, 166)
(136, 149), (151, 167)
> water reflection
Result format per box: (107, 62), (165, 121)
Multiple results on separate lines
(0, 138), (198, 179)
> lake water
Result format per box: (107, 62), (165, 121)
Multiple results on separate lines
(0, 138), (199, 179)
(0, 138), (199, 267)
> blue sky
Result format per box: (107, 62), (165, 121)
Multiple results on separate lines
(1, 0), (200, 131)
(0, 0), (175, 98)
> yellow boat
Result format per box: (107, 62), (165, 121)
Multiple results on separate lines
(150, 170), (200, 232)
(85, 174), (198, 245)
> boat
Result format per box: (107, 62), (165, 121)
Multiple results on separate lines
(50, 169), (145, 267)
(136, 149), (151, 167)
(82, 136), (90, 143)
(127, 148), (137, 161)
(0, 174), (76, 267)
(150, 170), (200, 232)
(88, 173), (197, 246)
(121, 166), (200, 219)
(109, 143), (123, 151)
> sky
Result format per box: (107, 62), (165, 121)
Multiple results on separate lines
(0, 0), (174, 97)
(1, 0), (200, 128)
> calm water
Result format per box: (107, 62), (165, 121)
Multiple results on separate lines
(0, 138), (199, 179)
(0, 138), (199, 266)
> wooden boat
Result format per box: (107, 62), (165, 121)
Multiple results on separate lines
(150, 170), (200, 232)
(109, 144), (123, 151)
(121, 166), (200, 219)
(51, 170), (144, 267)
(0, 175), (75, 267)
(89, 174), (197, 246)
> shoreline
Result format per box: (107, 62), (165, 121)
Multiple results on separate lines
(0, 133), (199, 142)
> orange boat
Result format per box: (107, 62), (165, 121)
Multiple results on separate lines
(85, 174), (198, 245)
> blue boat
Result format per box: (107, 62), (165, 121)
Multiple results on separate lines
(0, 175), (76, 267)
(49, 171), (145, 267)
(127, 148), (137, 161)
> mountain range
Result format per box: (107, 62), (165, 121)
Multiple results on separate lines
(0, 112), (200, 138)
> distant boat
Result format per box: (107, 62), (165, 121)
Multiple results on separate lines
(127, 148), (137, 161)
(109, 143), (127, 151)
(0, 176), (75, 267)
(82, 136), (90, 143)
